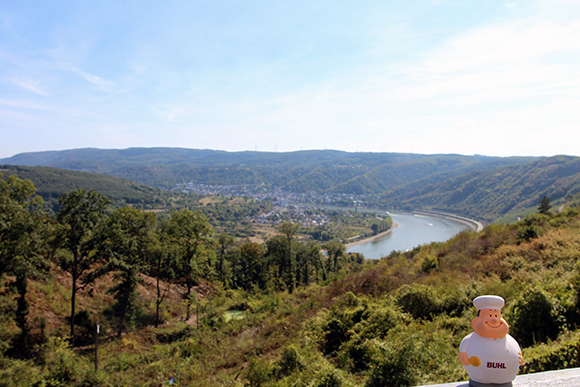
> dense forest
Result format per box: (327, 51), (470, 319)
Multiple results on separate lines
(2, 168), (580, 386)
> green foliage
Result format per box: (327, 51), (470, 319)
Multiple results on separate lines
(522, 330), (580, 373)
(277, 345), (305, 376)
(394, 284), (439, 320)
(57, 188), (111, 344)
(312, 367), (349, 387)
(538, 195), (552, 215)
(0, 174), (51, 355)
(2, 167), (580, 386)
(163, 208), (214, 319)
(37, 336), (93, 386)
(0, 358), (44, 387)
(0, 165), (169, 212)
(247, 357), (274, 387)
(511, 289), (564, 347)
(97, 206), (158, 334)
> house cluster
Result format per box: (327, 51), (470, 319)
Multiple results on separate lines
(247, 205), (331, 227)
(173, 182), (365, 206)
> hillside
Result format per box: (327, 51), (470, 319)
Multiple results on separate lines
(3, 148), (580, 223)
(0, 148), (536, 193)
(0, 164), (175, 212)
(2, 201), (580, 386)
(382, 155), (580, 222)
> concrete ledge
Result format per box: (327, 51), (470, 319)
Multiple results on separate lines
(418, 367), (580, 387)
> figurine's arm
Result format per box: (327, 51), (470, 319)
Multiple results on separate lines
(459, 335), (471, 366)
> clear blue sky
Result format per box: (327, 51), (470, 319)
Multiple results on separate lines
(2, 0), (579, 158)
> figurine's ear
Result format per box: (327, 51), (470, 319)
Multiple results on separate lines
(471, 317), (478, 330)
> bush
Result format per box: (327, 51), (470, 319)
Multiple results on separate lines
(395, 284), (439, 320)
(37, 336), (93, 386)
(521, 330), (580, 373)
(313, 366), (348, 387)
(420, 255), (438, 273)
(364, 340), (416, 387)
(246, 358), (273, 387)
(277, 345), (304, 376)
(322, 318), (350, 356)
(0, 358), (44, 387)
(511, 289), (564, 347)
(357, 306), (406, 339)
(336, 334), (380, 372)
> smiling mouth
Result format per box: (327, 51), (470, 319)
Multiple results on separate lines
(485, 321), (502, 329)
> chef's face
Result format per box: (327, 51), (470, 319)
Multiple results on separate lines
(471, 308), (509, 339)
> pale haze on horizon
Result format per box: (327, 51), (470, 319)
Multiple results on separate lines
(1, 0), (580, 159)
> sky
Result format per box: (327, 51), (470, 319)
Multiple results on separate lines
(1, 0), (580, 159)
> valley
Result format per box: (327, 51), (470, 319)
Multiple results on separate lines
(1, 148), (580, 386)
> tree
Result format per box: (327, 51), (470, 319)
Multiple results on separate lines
(239, 242), (267, 290)
(96, 207), (157, 335)
(147, 231), (174, 328)
(56, 188), (111, 345)
(323, 240), (346, 274)
(216, 232), (234, 283)
(277, 222), (299, 293)
(538, 195), (552, 215)
(164, 209), (214, 320)
(0, 175), (50, 355)
(295, 241), (321, 287)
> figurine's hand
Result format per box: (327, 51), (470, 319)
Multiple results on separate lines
(459, 351), (469, 366)
(518, 351), (523, 365)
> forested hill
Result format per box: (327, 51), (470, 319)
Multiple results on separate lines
(0, 147), (537, 193)
(0, 165), (173, 212)
(379, 155), (580, 222)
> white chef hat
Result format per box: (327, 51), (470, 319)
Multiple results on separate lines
(473, 295), (505, 310)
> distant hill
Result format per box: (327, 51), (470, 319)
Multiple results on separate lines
(0, 165), (172, 213)
(3, 148), (580, 222)
(0, 148), (536, 192)
(381, 155), (580, 222)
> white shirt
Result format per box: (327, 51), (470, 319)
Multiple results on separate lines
(460, 332), (521, 384)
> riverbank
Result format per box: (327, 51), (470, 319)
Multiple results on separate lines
(413, 210), (484, 232)
(344, 221), (400, 248)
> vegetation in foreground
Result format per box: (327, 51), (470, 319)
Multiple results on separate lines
(2, 172), (580, 386)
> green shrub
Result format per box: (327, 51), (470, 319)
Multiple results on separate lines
(336, 334), (379, 372)
(420, 255), (438, 273)
(277, 344), (304, 376)
(37, 336), (92, 386)
(364, 340), (416, 387)
(522, 330), (580, 373)
(394, 284), (439, 320)
(322, 318), (350, 356)
(512, 289), (564, 347)
(246, 358), (273, 387)
(0, 358), (44, 387)
(357, 306), (406, 339)
(312, 366), (348, 387)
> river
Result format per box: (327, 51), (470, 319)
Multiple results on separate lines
(346, 212), (471, 259)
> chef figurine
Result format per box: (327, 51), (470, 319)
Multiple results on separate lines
(459, 295), (523, 387)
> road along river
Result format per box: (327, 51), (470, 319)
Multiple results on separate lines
(346, 211), (473, 259)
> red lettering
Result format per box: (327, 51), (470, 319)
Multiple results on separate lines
(486, 362), (506, 369)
